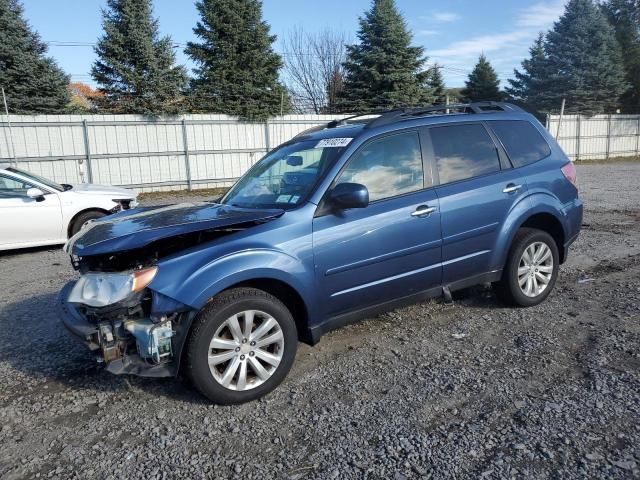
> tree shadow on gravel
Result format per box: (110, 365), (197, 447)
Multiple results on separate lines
(0, 293), (209, 405)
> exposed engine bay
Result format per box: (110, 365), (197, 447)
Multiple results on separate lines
(58, 201), (285, 376)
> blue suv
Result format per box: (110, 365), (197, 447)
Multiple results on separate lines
(58, 102), (583, 404)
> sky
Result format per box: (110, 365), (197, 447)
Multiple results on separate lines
(20, 0), (568, 88)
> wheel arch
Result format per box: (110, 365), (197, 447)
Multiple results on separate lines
(518, 212), (566, 263)
(67, 208), (110, 238)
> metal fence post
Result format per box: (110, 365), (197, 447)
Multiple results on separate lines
(264, 119), (271, 152)
(81, 120), (93, 183)
(181, 119), (193, 191)
(636, 117), (640, 158)
(605, 114), (612, 160)
(575, 115), (581, 162)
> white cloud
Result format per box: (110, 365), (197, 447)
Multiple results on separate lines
(430, 31), (530, 59)
(432, 12), (461, 22)
(517, 0), (566, 28)
(425, 1), (568, 85)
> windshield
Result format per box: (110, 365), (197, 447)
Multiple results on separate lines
(7, 167), (65, 192)
(221, 138), (351, 209)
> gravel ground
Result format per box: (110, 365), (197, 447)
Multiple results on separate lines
(0, 162), (639, 479)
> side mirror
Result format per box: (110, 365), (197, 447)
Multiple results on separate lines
(26, 188), (45, 202)
(329, 183), (369, 210)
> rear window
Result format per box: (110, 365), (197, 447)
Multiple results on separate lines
(489, 120), (551, 167)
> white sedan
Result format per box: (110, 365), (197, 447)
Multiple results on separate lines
(0, 163), (138, 251)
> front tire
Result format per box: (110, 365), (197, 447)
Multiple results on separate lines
(70, 210), (106, 237)
(185, 288), (298, 404)
(498, 228), (559, 307)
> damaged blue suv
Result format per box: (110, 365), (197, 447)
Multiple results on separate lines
(58, 102), (582, 404)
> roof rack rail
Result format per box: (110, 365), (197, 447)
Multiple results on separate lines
(365, 101), (523, 129)
(294, 102), (523, 139)
(293, 111), (389, 139)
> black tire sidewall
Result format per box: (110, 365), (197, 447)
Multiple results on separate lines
(187, 290), (297, 405)
(71, 211), (106, 236)
(505, 229), (559, 307)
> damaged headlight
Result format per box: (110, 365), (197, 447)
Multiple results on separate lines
(68, 267), (158, 307)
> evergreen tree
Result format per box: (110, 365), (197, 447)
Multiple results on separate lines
(0, 0), (70, 113)
(91, 0), (188, 115)
(428, 64), (446, 103)
(337, 0), (433, 112)
(601, 0), (640, 112)
(543, 0), (627, 114)
(185, 0), (288, 120)
(506, 33), (550, 113)
(462, 54), (502, 102)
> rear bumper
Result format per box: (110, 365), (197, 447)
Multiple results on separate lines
(562, 198), (583, 261)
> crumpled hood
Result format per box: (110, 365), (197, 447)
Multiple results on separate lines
(65, 202), (284, 257)
(71, 183), (136, 198)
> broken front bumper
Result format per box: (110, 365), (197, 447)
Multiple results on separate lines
(57, 281), (179, 378)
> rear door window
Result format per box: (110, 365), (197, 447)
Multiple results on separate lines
(489, 120), (551, 167)
(430, 124), (501, 184)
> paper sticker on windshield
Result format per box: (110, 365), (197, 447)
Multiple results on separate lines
(276, 194), (292, 203)
(290, 195), (300, 203)
(315, 138), (352, 148)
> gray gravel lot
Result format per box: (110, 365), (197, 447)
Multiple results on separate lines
(0, 162), (639, 479)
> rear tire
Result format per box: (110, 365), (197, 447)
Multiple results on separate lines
(185, 288), (298, 405)
(498, 228), (559, 307)
(70, 210), (106, 237)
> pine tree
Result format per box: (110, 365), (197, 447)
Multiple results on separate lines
(428, 64), (446, 103)
(337, 0), (433, 112)
(601, 0), (640, 112)
(543, 0), (627, 114)
(91, 0), (188, 115)
(0, 0), (70, 113)
(462, 54), (502, 102)
(185, 0), (288, 120)
(506, 33), (550, 113)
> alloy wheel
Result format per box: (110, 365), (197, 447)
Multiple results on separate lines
(518, 241), (554, 297)
(207, 310), (284, 391)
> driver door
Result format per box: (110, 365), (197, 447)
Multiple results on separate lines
(0, 173), (63, 248)
(312, 130), (442, 318)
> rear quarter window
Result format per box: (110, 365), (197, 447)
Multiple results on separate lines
(489, 120), (551, 167)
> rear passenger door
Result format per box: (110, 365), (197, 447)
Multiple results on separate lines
(424, 122), (529, 284)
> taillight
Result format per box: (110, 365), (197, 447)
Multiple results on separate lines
(561, 162), (577, 188)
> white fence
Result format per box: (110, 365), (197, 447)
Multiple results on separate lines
(547, 114), (640, 161)
(1, 113), (638, 192)
(0, 114), (343, 192)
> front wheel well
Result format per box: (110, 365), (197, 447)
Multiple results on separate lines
(67, 208), (110, 238)
(519, 213), (566, 263)
(221, 279), (312, 344)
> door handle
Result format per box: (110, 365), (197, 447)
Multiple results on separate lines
(411, 205), (437, 217)
(503, 183), (522, 194)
